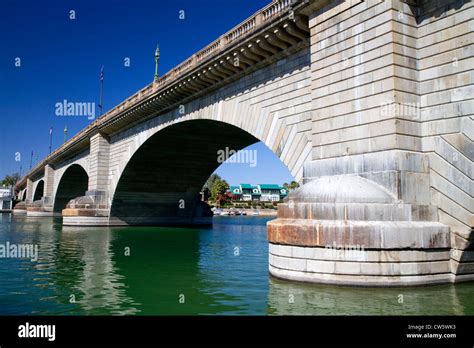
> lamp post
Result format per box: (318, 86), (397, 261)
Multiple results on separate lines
(64, 125), (68, 143)
(154, 44), (160, 82)
(99, 66), (104, 116)
(49, 126), (53, 154)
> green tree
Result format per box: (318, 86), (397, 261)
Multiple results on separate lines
(203, 174), (221, 192)
(289, 181), (299, 190)
(282, 181), (299, 191)
(1, 173), (20, 187)
(211, 179), (229, 206)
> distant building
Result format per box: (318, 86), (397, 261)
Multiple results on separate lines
(0, 188), (13, 212)
(228, 184), (288, 202)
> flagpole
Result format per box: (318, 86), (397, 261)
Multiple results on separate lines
(30, 151), (33, 170)
(49, 126), (53, 154)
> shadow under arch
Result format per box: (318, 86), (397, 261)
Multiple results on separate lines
(109, 119), (287, 226)
(33, 180), (44, 201)
(54, 164), (89, 213)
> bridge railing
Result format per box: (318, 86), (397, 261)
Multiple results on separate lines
(97, 0), (299, 123)
(226, 17), (257, 44)
(263, 0), (295, 21)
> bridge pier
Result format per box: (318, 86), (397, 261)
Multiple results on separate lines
(61, 190), (109, 226)
(268, 151), (458, 286)
(26, 197), (60, 217)
(62, 192), (213, 227)
(12, 201), (27, 215)
(25, 165), (60, 217)
(267, 0), (474, 286)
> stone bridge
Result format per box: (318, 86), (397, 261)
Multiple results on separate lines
(14, 0), (473, 286)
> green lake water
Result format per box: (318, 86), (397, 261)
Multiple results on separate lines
(0, 214), (473, 315)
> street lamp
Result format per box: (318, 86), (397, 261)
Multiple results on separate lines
(154, 44), (160, 82)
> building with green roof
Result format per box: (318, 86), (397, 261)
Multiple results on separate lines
(258, 184), (287, 202)
(227, 184), (288, 202)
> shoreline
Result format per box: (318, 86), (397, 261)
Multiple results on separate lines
(213, 208), (277, 217)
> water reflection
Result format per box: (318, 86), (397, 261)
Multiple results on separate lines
(1, 214), (473, 315)
(268, 276), (473, 315)
(108, 225), (215, 315)
(196, 216), (269, 315)
(2, 216), (139, 315)
(61, 225), (140, 315)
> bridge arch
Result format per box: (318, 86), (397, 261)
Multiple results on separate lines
(33, 180), (44, 202)
(20, 189), (27, 201)
(53, 164), (89, 213)
(108, 46), (312, 194)
(109, 119), (292, 225)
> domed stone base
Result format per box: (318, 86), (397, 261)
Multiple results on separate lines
(26, 200), (60, 217)
(267, 175), (456, 286)
(62, 195), (213, 227)
(13, 201), (27, 215)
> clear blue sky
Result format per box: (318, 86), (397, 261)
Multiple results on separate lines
(0, 0), (294, 186)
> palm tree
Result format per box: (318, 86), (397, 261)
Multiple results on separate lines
(282, 181), (299, 191)
(289, 181), (299, 190)
(1, 173), (20, 187)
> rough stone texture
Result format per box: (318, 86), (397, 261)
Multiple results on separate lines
(88, 132), (110, 193)
(417, 0), (474, 255)
(62, 216), (110, 226)
(269, 265), (453, 286)
(269, 243), (451, 262)
(25, 178), (33, 203)
(268, 219), (450, 248)
(43, 165), (54, 201)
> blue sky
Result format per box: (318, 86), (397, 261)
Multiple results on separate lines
(0, 0), (294, 186)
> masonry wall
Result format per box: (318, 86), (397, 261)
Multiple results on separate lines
(310, 0), (407, 159)
(88, 133), (110, 193)
(416, 0), (473, 251)
(43, 165), (55, 200)
(307, 0), (431, 206)
(306, 0), (473, 275)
